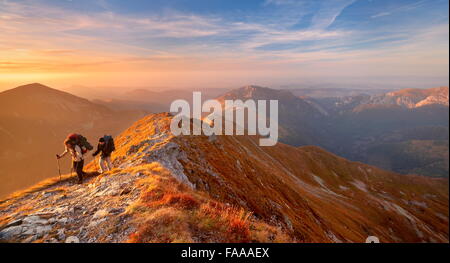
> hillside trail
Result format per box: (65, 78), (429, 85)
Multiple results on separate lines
(0, 167), (146, 243)
(0, 113), (186, 243)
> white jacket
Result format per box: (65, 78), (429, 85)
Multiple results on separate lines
(60, 145), (84, 162)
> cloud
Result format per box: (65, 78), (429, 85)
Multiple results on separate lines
(310, 0), (356, 29)
(263, 0), (299, 6)
(371, 0), (428, 19)
(0, 1), (350, 57)
(371, 12), (391, 19)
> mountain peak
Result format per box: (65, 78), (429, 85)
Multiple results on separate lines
(221, 85), (294, 101)
(235, 85), (270, 98)
(0, 83), (67, 97)
(19, 82), (49, 88)
(241, 85), (265, 91)
(15, 83), (54, 92)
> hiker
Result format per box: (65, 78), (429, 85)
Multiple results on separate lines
(92, 135), (115, 174)
(56, 134), (93, 184)
(57, 139), (85, 184)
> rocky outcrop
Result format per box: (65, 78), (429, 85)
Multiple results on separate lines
(0, 171), (145, 243)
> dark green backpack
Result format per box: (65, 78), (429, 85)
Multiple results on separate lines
(103, 135), (115, 153)
(67, 133), (93, 153)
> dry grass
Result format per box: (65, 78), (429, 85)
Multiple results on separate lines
(0, 170), (99, 207)
(1, 174), (70, 203)
(126, 163), (292, 243)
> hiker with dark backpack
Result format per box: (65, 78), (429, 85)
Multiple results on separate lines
(93, 135), (115, 174)
(56, 134), (93, 184)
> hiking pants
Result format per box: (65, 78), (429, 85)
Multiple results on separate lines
(73, 160), (84, 182)
(99, 156), (112, 173)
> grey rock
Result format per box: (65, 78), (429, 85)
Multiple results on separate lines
(57, 229), (66, 240)
(22, 227), (35, 236)
(88, 218), (106, 228)
(0, 226), (23, 240)
(65, 236), (80, 243)
(109, 208), (125, 215)
(35, 225), (52, 238)
(57, 218), (68, 224)
(92, 209), (108, 219)
(3, 219), (23, 228)
(23, 215), (48, 225)
(42, 192), (53, 198)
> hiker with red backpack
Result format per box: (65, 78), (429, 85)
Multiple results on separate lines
(93, 135), (115, 174)
(56, 134), (93, 184)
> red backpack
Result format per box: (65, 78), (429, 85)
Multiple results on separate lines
(66, 133), (93, 153)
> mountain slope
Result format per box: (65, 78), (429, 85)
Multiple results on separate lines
(0, 113), (447, 243)
(216, 85), (329, 147)
(0, 83), (147, 197)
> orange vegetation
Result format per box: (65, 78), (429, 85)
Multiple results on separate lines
(126, 163), (291, 243)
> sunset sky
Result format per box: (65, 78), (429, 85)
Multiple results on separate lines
(0, 0), (448, 91)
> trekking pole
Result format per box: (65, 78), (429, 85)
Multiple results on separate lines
(70, 162), (74, 180)
(56, 155), (62, 182)
(96, 156), (101, 174)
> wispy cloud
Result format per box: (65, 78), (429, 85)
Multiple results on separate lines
(371, 12), (391, 19)
(310, 0), (356, 29)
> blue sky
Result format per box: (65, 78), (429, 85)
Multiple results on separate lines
(0, 0), (448, 90)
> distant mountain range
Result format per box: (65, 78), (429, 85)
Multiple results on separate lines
(314, 86), (449, 113)
(285, 87), (392, 99)
(372, 87), (449, 108)
(218, 85), (449, 178)
(93, 87), (229, 113)
(0, 113), (447, 243)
